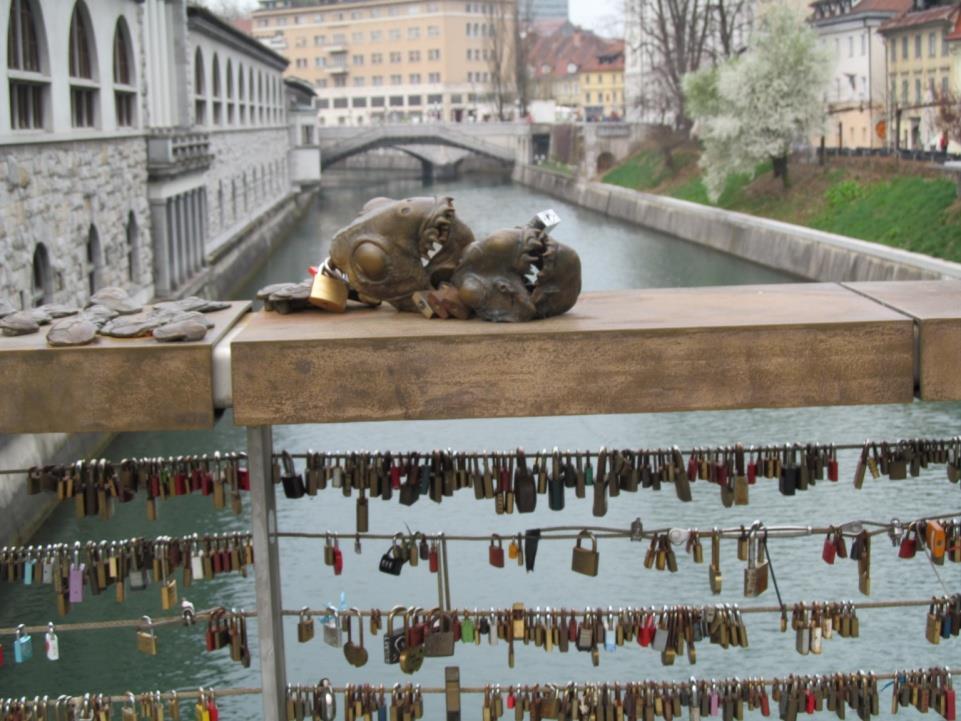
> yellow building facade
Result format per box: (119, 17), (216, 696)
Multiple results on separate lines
(880, 4), (958, 150)
(578, 47), (624, 121)
(251, 0), (516, 125)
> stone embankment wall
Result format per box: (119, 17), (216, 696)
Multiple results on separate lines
(513, 164), (961, 282)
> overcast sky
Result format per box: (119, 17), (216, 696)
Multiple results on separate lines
(219, 0), (623, 34)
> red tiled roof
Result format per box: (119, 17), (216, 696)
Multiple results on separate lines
(579, 40), (624, 72)
(528, 23), (620, 79)
(948, 6), (961, 37)
(232, 16), (254, 35)
(849, 0), (914, 14)
(879, 3), (959, 33)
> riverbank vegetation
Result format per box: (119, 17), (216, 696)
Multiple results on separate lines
(603, 148), (961, 263)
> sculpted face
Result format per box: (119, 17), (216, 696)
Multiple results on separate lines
(451, 225), (582, 323)
(329, 196), (475, 312)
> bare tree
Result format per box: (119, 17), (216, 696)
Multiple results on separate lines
(513, 0), (535, 118)
(486, 1), (516, 120)
(936, 90), (961, 146)
(624, 0), (752, 130)
(197, 0), (257, 21)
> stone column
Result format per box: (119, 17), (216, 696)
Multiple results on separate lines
(150, 198), (171, 296)
(186, 190), (197, 274)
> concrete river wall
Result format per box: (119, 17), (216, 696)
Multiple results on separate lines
(513, 164), (961, 282)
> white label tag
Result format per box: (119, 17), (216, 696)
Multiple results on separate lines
(45, 632), (59, 661)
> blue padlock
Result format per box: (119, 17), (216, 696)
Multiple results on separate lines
(14, 624), (32, 663)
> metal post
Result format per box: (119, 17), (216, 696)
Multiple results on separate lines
(247, 425), (287, 721)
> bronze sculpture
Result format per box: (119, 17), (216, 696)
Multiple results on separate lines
(291, 196), (581, 323)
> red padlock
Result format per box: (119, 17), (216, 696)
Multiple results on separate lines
(489, 535), (505, 568)
(506, 689), (516, 710)
(822, 533), (836, 565)
(333, 545), (343, 576)
(759, 688), (770, 717)
(207, 696), (220, 721)
(237, 468), (250, 491)
(390, 464), (402, 490)
(899, 528), (918, 559)
(428, 544), (439, 573)
(687, 454), (699, 482)
(946, 686), (956, 721)
(805, 690), (815, 714)
(747, 461), (757, 485)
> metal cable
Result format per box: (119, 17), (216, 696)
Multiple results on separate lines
(0, 597), (948, 636)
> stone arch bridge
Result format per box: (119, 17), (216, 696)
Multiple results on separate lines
(317, 122), (651, 181)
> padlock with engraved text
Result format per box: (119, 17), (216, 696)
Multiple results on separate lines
(571, 531), (599, 577)
(382, 606), (408, 664)
(297, 608), (315, 643)
(424, 610), (456, 657)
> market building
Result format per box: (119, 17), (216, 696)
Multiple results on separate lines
(1, 0), (316, 308)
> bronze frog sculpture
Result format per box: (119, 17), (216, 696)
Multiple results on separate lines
(263, 196), (582, 323)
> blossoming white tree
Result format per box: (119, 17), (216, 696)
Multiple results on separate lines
(683, 4), (832, 202)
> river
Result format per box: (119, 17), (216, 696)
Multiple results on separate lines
(1, 173), (958, 720)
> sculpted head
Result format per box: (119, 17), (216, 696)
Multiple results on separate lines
(452, 225), (581, 323)
(329, 196), (475, 312)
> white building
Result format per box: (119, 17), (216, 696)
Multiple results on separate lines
(1, 0), (318, 309)
(811, 0), (912, 150)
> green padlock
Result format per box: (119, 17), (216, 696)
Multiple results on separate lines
(461, 614), (475, 643)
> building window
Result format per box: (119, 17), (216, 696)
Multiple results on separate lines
(929, 32), (936, 58)
(7, 0), (49, 126)
(352, 54), (364, 65)
(333, 97), (348, 108)
(409, 50), (421, 62)
(390, 74), (402, 85)
(31, 243), (51, 306)
(901, 79), (908, 103)
(371, 96), (385, 107)
(914, 34), (921, 59)
(296, 58), (307, 69)
(861, 33), (866, 56)
(408, 94), (421, 105)
(890, 41), (896, 63)
(943, 31), (950, 57)
(390, 52), (401, 63)
(389, 28), (401, 40)
(408, 27), (421, 39)
(372, 53), (382, 64)
(353, 77), (365, 87)
(848, 36), (853, 57)
(389, 95), (403, 106)
(428, 49), (440, 60)
(211, 53), (222, 124)
(126, 212), (139, 282)
(317, 97), (329, 108)
(237, 63), (246, 123)
(194, 48), (206, 124)
(902, 36), (908, 60)
(428, 25), (440, 36)
(429, 72), (440, 83)
(372, 75), (383, 86)
(915, 78), (921, 104)
(942, 76), (949, 98)
(226, 59), (234, 123)
(68, 2), (97, 128)
(352, 31), (363, 42)
(352, 97), (367, 107)
(334, 76), (346, 88)
(112, 18), (135, 127)
(86, 225), (102, 295)
(410, 73), (421, 84)
(314, 35), (325, 46)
